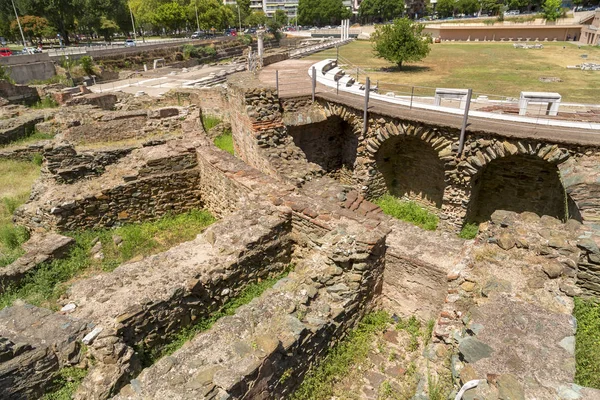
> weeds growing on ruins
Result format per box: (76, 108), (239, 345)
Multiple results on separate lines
(0, 131), (54, 149)
(30, 97), (60, 110)
(291, 311), (392, 399)
(0, 210), (215, 308)
(41, 367), (88, 400)
(459, 222), (479, 240)
(573, 297), (600, 389)
(375, 194), (438, 231)
(214, 132), (234, 155)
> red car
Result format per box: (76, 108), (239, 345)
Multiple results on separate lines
(0, 48), (12, 57)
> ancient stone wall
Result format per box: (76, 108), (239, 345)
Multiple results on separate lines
(274, 97), (593, 229)
(60, 107), (185, 145)
(0, 304), (89, 400)
(0, 114), (44, 146)
(0, 80), (40, 105)
(112, 209), (387, 400)
(0, 141), (48, 162)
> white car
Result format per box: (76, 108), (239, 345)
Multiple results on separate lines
(125, 39), (136, 47)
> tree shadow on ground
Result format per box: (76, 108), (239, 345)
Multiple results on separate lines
(379, 65), (431, 73)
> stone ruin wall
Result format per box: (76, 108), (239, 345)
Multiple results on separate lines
(7, 78), (600, 399)
(5, 112), (390, 399)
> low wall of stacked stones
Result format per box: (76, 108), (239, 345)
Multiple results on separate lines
(113, 206), (387, 399)
(0, 115), (44, 146)
(2, 134), (390, 399)
(0, 141), (48, 161)
(69, 204), (294, 399)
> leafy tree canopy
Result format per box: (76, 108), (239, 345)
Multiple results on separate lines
(358, 0), (405, 23)
(371, 17), (432, 69)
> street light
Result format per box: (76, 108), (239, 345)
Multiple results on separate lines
(128, 2), (137, 42)
(11, 0), (27, 50)
(237, 4), (242, 32)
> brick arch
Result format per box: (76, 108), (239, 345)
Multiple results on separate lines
(464, 145), (573, 223)
(323, 103), (364, 137)
(365, 123), (455, 208)
(458, 141), (571, 179)
(364, 123), (455, 163)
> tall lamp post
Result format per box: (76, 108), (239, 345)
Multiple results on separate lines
(128, 2), (137, 42)
(237, 5), (242, 32)
(195, 1), (201, 33)
(11, 0), (27, 49)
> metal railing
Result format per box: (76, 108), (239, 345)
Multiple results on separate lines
(274, 58), (600, 135)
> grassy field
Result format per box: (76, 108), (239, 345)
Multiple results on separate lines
(0, 160), (41, 266)
(305, 41), (600, 103)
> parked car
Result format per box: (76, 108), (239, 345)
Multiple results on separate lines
(191, 31), (205, 39)
(0, 37), (6, 46)
(125, 39), (136, 47)
(0, 48), (12, 57)
(225, 28), (237, 36)
(20, 47), (42, 55)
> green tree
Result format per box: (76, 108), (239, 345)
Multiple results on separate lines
(298, 0), (347, 26)
(435, 0), (456, 17)
(10, 15), (54, 41)
(274, 9), (288, 25)
(371, 18), (432, 69)
(245, 10), (267, 26)
(457, 0), (479, 15)
(193, 0), (234, 30)
(152, 1), (187, 32)
(542, 0), (562, 21)
(358, 0), (405, 23)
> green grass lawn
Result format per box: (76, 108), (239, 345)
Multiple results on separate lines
(305, 41), (600, 103)
(0, 160), (41, 267)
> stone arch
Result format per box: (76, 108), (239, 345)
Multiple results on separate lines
(368, 123), (454, 208)
(459, 140), (574, 223)
(465, 154), (568, 223)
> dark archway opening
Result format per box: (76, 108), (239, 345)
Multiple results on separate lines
(287, 116), (358, 182)
(375, 135), (446, 208)
(466, 155), (568, 223)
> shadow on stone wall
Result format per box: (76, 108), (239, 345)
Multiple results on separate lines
(466, 154), (567, 223)
(375, 135), (447, 208)
(287, 116), (357, 183)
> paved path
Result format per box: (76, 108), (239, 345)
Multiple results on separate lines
(259, 59), (600, 146)
(91, 64), (235, 97)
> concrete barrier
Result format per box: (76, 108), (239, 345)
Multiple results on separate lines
(0, 53), (56, 84)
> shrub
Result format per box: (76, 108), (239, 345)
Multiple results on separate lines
(31, 96), (59, 109)
(214, 132), (234, 155)
(79, 56), (95, 76)
(459, 223), (479, 239)
(240, 34), (253, 46)
(32, 153), (43, 166)
(182, 44), (200, 59)
(0, 65), (14, 84)
(0, 224), (29, 251)
(375, 194), (438, 231)
(203, 46), (216, 57)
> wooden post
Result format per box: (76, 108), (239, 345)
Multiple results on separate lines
(458, 89), (473, 155)
(275, 70), (279, 97)
(363, 77), (370, 135)
(410, 86), (414, 109)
